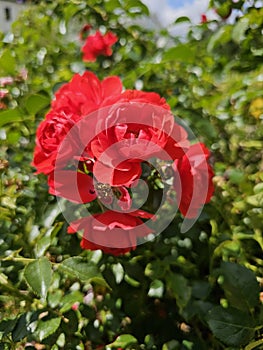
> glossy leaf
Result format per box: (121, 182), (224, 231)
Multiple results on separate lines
(207, 306), (255, 346)
(59, 257), (110, 288)
(23, 257), (52, 299)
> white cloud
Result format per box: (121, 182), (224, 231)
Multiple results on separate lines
(142, 0), (216, 36)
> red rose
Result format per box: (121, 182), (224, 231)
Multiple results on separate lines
(32, 72), (123, 174)
(52, 71), (122, 116)
(81, 31), (118, 62)
(84, 90), (189, 186)
(32, 110), (81, 174)
(68, 210), (153, 255)
(173, 143), (214, 218)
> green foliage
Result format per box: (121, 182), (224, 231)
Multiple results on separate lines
(0, 0), (262, 349)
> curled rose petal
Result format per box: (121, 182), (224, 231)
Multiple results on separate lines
(67, 210), (153, 255)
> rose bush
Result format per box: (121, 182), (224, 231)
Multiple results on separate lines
(32, 69), (213, 254)
(1, 0), (262, 349)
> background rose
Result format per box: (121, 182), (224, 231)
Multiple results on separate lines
(81, 31), (118, 62)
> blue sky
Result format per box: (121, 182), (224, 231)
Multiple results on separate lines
(167, 0), (193, 8)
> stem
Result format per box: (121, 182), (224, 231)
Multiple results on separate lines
(245, 338), (263, 350)
(2, 256), (35, 263)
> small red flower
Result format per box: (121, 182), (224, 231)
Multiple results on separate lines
(68, 210), (153, 255)
(81, 31), (118, 62)
(201, 14), (208, 23)
(173, 143), (214, 218)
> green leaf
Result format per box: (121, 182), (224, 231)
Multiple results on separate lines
(207, 26), (232, 52)
(60, 291), (83, 313)
(0, 318), (17, 336)
(34, 236), (51, 258)
(24, 257), (52, 299)
(36, 317), (61, 341)
(0, 109), (23, 128)
(124, 0), (149, 15)
(218, 262), (260, 311)
(174, 16), (191, 24)
(232, 17), (249, 43)
(109, 334), (138, 348)
(163, 45), (195, 63)
(12, 313), (29, 342)
(59, 257), (110, 288)
(148, 279), (164, 298)
(0, 50), (16, 74)
(167, 273), (191, 310)
(25, 94), (50, 115)
(207, 306), (255, 346)
(246, 192), (263, 207)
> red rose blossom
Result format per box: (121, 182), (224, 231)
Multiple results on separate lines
(81, 31), (118, 62)
(68, 210), (154, 255)
(83, 90), (190, 186)
(32, 72), (123, 174)
(52, 71), (123, 116)
(173, 143), (214, 218)
(32, 110), (81, 174)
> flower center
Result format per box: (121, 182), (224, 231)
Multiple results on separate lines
(95, 182), (112, 200)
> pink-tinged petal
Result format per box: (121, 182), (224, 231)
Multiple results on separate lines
(0, 89), (9, 98)
(0, 77), (14, 86)
(48, 170), (96, 203)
